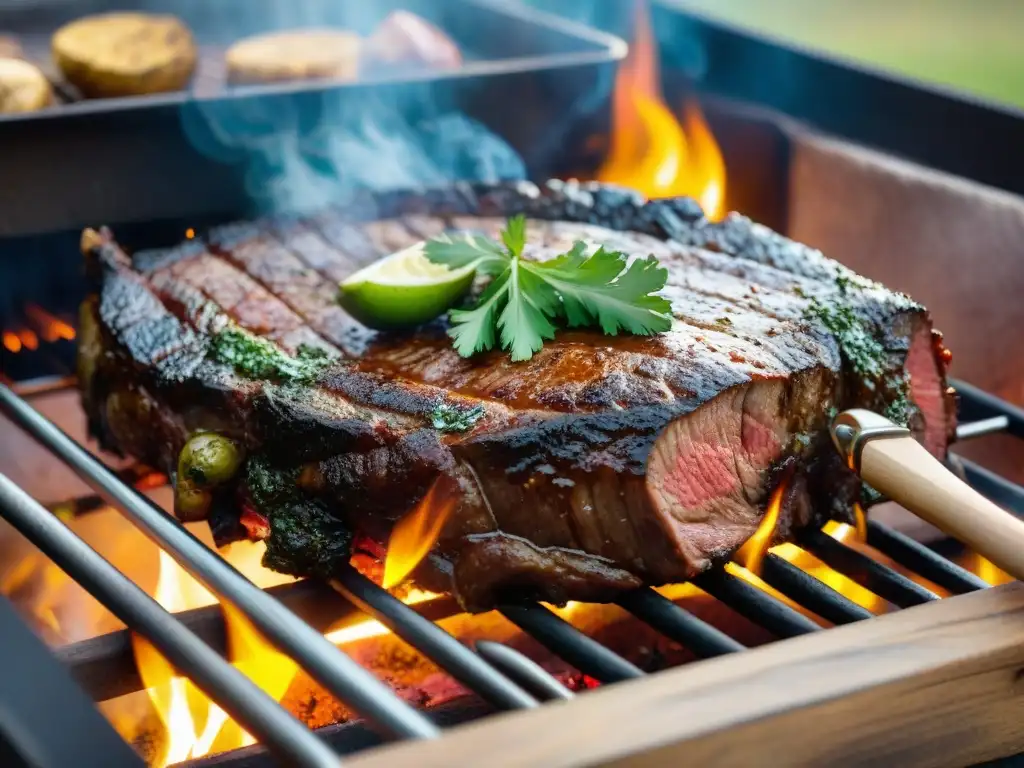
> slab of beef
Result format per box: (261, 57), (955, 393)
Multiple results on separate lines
(78, 180), (955, 611)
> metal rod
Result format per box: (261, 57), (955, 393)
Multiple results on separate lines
(0, 472), (339, 768)
(952, 378), (1024, 439)
(865, 520), (989, 594)
(801, 529), (938, 608)
(0, 383), (438, 741)
(58, 582), (462, 702)
(10, 374), (78, 398)
(864, 520), (991, 598)
(616, 588), (744, 657)
(956, 416), (1010, 441)
(498, 603), (644, 683)
(959, 456), (1024, 517)
(330, 565), (539, 711)
(692, 568), (821, 638)
(475, 641), (575, 702)
(759, 553), (874, 625)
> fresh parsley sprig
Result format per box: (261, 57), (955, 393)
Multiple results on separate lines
(424, 215), (672, 361)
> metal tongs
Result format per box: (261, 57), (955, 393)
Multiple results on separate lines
(832, 409), (1024, 581)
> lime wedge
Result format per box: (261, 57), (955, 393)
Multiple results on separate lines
(338, 243), (476, 330)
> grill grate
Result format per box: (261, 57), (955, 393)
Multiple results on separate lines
(0, 375), (1020, 766)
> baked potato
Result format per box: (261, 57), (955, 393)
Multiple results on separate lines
(0, 58), (53, 113)
(51, 13), (196, 98)
(225, 28), (360, 84)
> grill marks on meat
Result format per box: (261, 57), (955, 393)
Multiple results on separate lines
(79, 180), (954, 611)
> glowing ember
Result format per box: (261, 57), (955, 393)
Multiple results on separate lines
(596, 0), (726, 218)
(185, 228), (196, 240)
(2, 330), (21, 353)
(382, 475), (460, 589)
(24, 304), (76, 342)
(18, 328), (39, 350)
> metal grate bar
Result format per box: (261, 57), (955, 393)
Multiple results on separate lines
(759, 553), (873, 625)
(0, 383), (438, 741)
(330, 565), (539, 711)
(499, 603), (645, 683)
(959, 457), (1024, 517)
(952, 378), (1024, 438)
(57, 583), (464, 703)
(865, 520), (988, 594)
(475, 641), (575, 702)
(617, 588), (744, 657)
(801, 529), (938, 608)
(956, 416), (1010, 441)
(0, 472), (339, 768)
(692, 569), (821, 637)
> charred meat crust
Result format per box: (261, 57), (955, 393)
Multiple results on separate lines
(79, 180), (955, 611)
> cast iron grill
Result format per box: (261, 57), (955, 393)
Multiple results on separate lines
(0, 373), (1018, 767)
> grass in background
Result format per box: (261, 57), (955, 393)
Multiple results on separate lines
(669, 0), (1024, 109)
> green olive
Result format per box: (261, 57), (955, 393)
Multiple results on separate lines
(177, 433), (243, 488)
(175, 481), (212, 522)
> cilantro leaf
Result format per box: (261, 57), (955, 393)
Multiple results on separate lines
(423, 231), (508, 276)
(527, 243), (673, 335)
(447, 267), (510, 356)
(501, 214), (527, 258)
(426, 218), (673, 362)
(497, 259), (558, 361)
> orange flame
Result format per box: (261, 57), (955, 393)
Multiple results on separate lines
(126, 535), (450, 763)
(771, 523), (885, 613)
(132, 551), (221, 767)
(731, 480), (886, 614)
(960, 552), (1013, 585)
(383, 475), (460, 589)
(852, 502), (868, 541)
(324, 587), (439, 646)
(597, 0), (725, 219)
(185, 228), (196, 240)
(131, 544), (298, 766)
(25, 304), (75, 342)
(735, 484), (784, 574)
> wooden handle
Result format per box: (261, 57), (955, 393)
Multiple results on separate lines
(861, 436), (1024, 581)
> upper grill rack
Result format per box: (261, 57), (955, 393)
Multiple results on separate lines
(0, 375), (1019, 766)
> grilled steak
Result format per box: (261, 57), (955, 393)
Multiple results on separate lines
(78, 180), (955, 611)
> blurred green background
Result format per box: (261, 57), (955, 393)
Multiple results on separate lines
(669, 0), (1024, 109)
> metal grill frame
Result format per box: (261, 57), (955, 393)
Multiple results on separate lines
(0, 373), (1020, 766)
